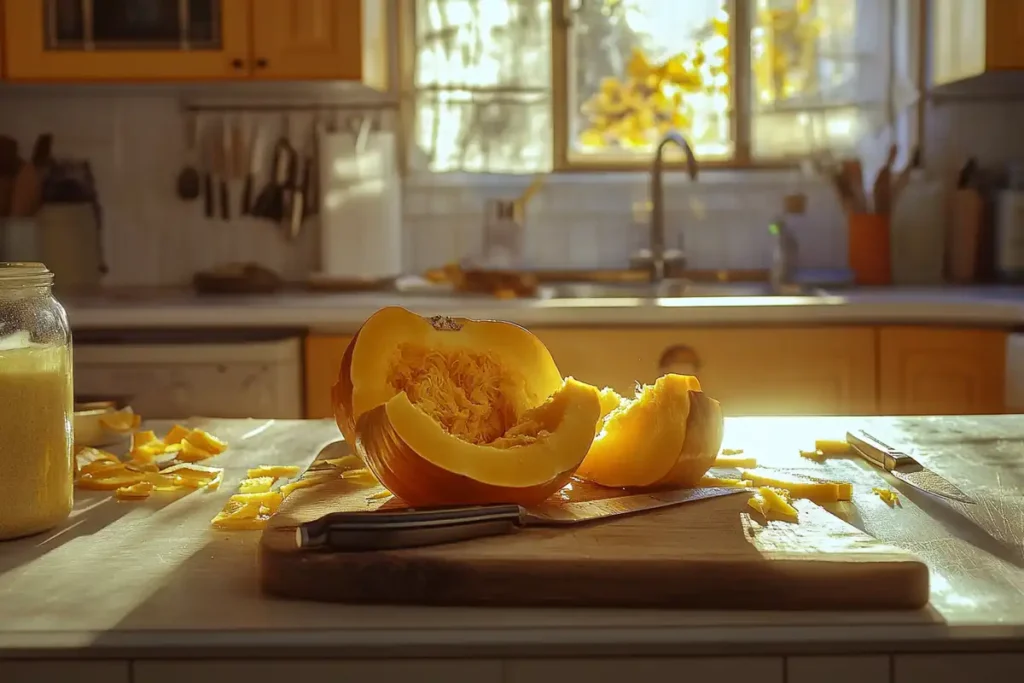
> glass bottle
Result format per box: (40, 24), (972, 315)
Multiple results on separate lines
(0, 262), (74, 541)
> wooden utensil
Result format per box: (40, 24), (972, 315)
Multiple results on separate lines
(259, 443), (930, 610)
(890, 146), (920, 208)
(10, 134), (50, 217)
(842, 158), (868, 213)
(176, 112), (201, 201)
(872, 144), (898, 215)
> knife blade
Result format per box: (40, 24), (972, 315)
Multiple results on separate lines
(296, 486), (747, 552)
(846, 430), (975, 504)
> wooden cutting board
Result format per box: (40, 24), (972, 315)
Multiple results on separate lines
(259, 442), (929, 610)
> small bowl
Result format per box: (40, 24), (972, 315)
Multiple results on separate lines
(73, 405), (133, 449)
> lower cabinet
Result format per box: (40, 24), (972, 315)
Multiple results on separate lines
(302, 326), (1008, 418)
(534, 326), (877, 416)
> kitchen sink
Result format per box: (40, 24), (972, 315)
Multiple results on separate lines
(536, 280), (823, 299)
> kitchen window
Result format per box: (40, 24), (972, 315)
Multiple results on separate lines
(403, 0), (921, 174)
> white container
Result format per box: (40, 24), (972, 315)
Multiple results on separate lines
(994, 190), (1024, 281)
(890, 177), (945, 285)
(314, 130), (402, 282)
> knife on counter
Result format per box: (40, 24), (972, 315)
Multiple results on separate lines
(295, 486), (746, 552)
(846, 430), (975, 504)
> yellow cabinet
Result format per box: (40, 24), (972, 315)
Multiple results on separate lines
(251, 0), (386, 86)
(931, 0), (1024, 86)
(533, 327), (878, 417)
(878, 327), (1006, 415)
(2, 0), (387, 84)
(304, 334), (353, 419)
(3, 0), (252, 81)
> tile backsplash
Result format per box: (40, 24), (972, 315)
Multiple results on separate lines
(2, 86), (1024, 287)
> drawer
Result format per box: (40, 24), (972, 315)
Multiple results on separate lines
(534, 327), (877, 416)
(787, 655), (890, 683)
(505, 657), (783, 683)
(134, 659), (502, 683)
(0, 660), (130, 683)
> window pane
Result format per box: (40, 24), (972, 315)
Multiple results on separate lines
(750, 0), (872, 157)
(569, 0), (732, 161)
(412, 0), (552, 172)
(412, 92), (551, 173)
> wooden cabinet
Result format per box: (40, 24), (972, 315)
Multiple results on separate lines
(878, 327), (1006, 415)
(3, 0), (252, 81)
(304, 334), (353, 419)
(931, 0), (1024, 86)
(251, 0), (387, 85)
(533, 327), (878, 417)
(303, 325), (1009, 419)
(1, 0), (386, 84)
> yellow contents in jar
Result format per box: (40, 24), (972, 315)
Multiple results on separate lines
(0, 343), (74, 540)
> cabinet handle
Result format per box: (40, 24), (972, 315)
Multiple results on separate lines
(230, 58), (245, 69)
(256, 58), (269, 69)
(658, 344), (701, 376)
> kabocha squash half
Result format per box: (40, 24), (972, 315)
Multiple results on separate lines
(577, 374), (724, 489)
(332, 306), (602, 506)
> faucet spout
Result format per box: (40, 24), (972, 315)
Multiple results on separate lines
(648, 131), (699, 282)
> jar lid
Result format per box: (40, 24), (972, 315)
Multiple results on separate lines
(0, 262), (53, 287)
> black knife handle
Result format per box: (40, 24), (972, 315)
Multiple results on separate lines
(241, 175), (253, 215)
(203, 174), (214, 218)
(219, 180), (230, 221)
(296, 504), (522, 552)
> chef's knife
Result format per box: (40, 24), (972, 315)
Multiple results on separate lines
(846, 430), (975, 504)
(296, 486), (746, 552)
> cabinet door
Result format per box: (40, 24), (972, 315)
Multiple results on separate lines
(533, 327), (877, 416)
(985, 0), (1024, 70)
(879, 327), (1006, 415)
(930, 0), (987, 85)
(3, 0), (251, 81)
(250, 0), (385, 83)
(305, 334), (353, 419)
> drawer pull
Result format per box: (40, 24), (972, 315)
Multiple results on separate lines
(658, 344), (700, 375)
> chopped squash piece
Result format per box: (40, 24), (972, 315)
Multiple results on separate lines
(740, 468), (851, 503)
(814, 439), (850, 456)
(872, 487), (901, 507)
(115, 481), (154, 500)
(211, 516), (269, 531)
(163, 424), (191, 444)
(229, 491), (283, 514)
(366, 489), (393, 501)
(125, 460), (160, 473)
(79, 459), (124, 477)
(75, 447), (119, 468)
(161, 463), (223, 489)
(77, 470), (146, 490)
(713, 454), (757, 469)
(279, 474), (335, 498)
(699, 475), (751, 488)
(320, 455), (363, 470)
(98, 408), (141, 433)
(178, 439), (213, 462)
(748, 486), (799, 522)
(184, 428), (228, 455)
(720, 448), (744, 455)
(799, 449), (826, 462)
(341, 467), (378, 481)
(238, 476), (274, 494)
(142, 472), (184, 491)
(247, 465), (301, 479)
(131, 430), (158, 449)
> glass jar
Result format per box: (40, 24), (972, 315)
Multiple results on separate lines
(0, 263), (74, 540)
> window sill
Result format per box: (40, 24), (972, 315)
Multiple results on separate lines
(403, 168), (823, 191)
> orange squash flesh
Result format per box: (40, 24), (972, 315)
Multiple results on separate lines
(355, 377), (601, 507)
(576, 374), (724, 489)
(332, 307), (599, 506)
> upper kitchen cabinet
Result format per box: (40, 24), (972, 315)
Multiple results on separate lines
(931, 0), (1024, 86)
(250, 0), (387, 86)
(2, 0), (388, 85)
(2, 0), (252, 81)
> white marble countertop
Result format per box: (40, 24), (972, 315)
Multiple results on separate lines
(1, 416), (1022, 659)
(60, 286), (1024, 332)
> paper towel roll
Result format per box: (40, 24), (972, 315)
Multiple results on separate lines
(316, 131), (402, 281)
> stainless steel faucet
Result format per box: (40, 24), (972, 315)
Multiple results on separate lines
(635, 131), (699, 282)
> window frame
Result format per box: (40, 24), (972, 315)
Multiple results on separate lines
(400, 0), (926, 175)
